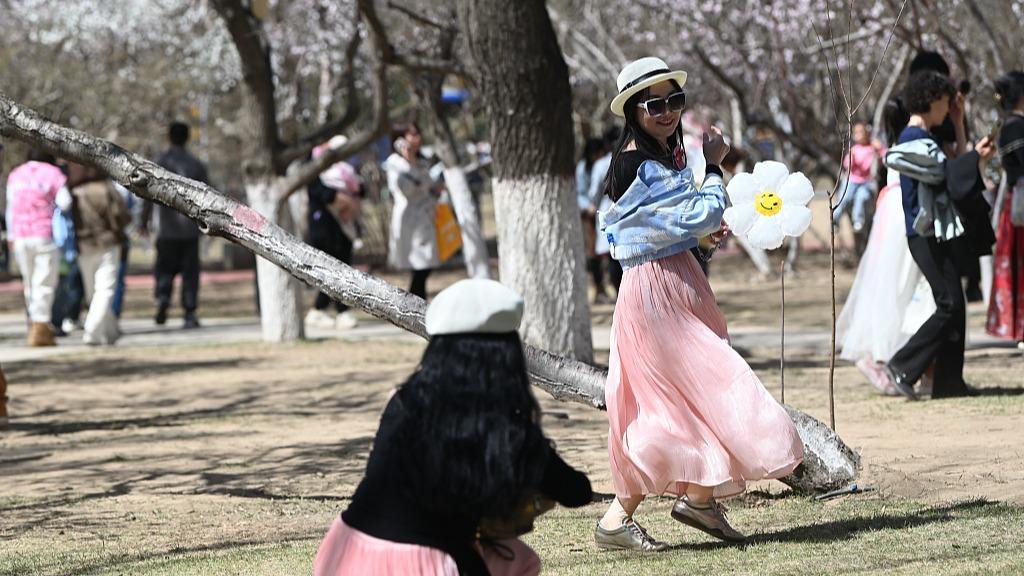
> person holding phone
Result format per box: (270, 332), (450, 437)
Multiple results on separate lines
(384, 122), (439, 300)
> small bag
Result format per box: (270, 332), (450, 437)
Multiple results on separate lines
(435, 202), (463, 262)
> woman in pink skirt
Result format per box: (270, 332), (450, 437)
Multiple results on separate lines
(594, 57), (805, 550)
(314, 279), (592, 575)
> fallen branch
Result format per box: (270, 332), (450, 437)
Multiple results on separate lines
(0, 93), (856, 493)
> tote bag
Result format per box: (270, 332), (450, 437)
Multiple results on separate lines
(434, 202), (463, 262)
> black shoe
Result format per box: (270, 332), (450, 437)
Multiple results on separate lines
(183, 314), (200, 329)
(882, 364), (918, 401)
(155, 307), (168, 325)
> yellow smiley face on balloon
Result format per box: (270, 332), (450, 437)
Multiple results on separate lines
(755, 191), (782, 216)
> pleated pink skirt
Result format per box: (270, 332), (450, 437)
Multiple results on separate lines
(313, 517), (541, 576)
(606, 250), (804, 499)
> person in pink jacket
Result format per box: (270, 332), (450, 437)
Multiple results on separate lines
(5, 150), (67, 346)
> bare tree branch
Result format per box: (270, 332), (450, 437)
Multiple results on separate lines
(852, 0), (909, 116)
(360, 0), (467, 77)
(276, 6), (392, 200)
(963, 0), (1006, 72)
(277, 22), (365, 166)
(209, 0), (282, 171)
(386, 0), (454, 31)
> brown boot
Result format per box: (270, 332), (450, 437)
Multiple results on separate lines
(27, 322), (57, 347)
(0, 365), (8, 427)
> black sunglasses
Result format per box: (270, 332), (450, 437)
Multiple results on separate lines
(637, 91), (686, 117)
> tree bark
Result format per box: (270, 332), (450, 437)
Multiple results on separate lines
(1, 93), (858, 493)
(457, 0), (593, 361)
(248, 179), (305, 342)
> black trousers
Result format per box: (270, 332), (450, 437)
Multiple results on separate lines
(410, 269), (432, 300)
(155, 237), (200, 314)
(889, 235), (968, 397)
(311, 221), (353, 313)
(607, 255), (623, 292)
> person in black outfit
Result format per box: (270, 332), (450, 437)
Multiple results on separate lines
(141, 122), (207, 329)
(313, 279), (592, 576)
(882, 71), (996, 400)
(907, 50), (986, 301)
(305, 169), (360, 329)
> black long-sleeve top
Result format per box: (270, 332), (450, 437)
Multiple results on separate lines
(341, 392), (592, 576)
(1000, 114), (1024, 184)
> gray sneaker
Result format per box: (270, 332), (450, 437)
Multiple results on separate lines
(594, 519), (670, 551)
(671, 497), (746, 543)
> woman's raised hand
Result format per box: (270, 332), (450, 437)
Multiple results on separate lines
(702, 127), (730, 165)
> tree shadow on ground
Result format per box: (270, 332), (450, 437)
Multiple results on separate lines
(969, 386), (1024, 397)
(668, 498), (1001, 551)
(5, 356), (249, 386)
(8, 396), (262, 435)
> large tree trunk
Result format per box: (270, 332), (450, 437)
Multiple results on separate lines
(239, 82), (305, 342)
(247, 179), (305, 342)
(1, 92), (859, 494)
(458, 0), (592, 361)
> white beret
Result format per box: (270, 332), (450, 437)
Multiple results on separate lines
(425, 279), (524, 335)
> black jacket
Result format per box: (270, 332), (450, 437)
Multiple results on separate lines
(342, 392), (592, 576)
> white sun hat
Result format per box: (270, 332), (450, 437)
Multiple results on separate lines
(610, 57), (688, 117)
(425, 279), (524, 336)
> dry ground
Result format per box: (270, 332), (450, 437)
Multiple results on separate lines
(1, 250), (1022, 575)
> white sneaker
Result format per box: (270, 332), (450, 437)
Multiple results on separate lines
(61, 319), (77, 334)
(305, 309), (336, 329)
(335, 311), (359, 330)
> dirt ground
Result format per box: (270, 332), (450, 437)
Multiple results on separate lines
(1, 250), (1023, 574)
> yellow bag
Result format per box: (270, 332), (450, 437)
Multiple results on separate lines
(435, 202), (463, 263)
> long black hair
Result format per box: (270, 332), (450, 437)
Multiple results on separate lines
(995, 71), (1024, 113)
(882, 98), (911, 144)
(601, 80), (685, 202)
(393, 332), (550, 518)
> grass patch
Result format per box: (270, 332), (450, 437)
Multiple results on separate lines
(523, 496), (1024, 576)
(4, 496), (1023, 575)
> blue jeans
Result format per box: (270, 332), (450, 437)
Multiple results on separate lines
(832, 181), (874, 231)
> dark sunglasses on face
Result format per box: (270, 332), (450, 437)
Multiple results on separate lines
(637, 91), (686, 117)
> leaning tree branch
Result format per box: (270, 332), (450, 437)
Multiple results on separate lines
(0, 92), (606, 408)
(0, 93), (860, 493)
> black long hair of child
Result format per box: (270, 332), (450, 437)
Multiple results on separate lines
(393, 332), (550, 519)
(601, 80), (686, 202)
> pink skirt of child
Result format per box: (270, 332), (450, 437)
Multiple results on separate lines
(313, 517), (541, 576)
(606, 250), (804, 499)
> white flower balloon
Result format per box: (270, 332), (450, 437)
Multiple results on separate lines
(723, 161), (815, 250)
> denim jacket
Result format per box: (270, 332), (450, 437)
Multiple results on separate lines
(598, 160), (726, 269)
